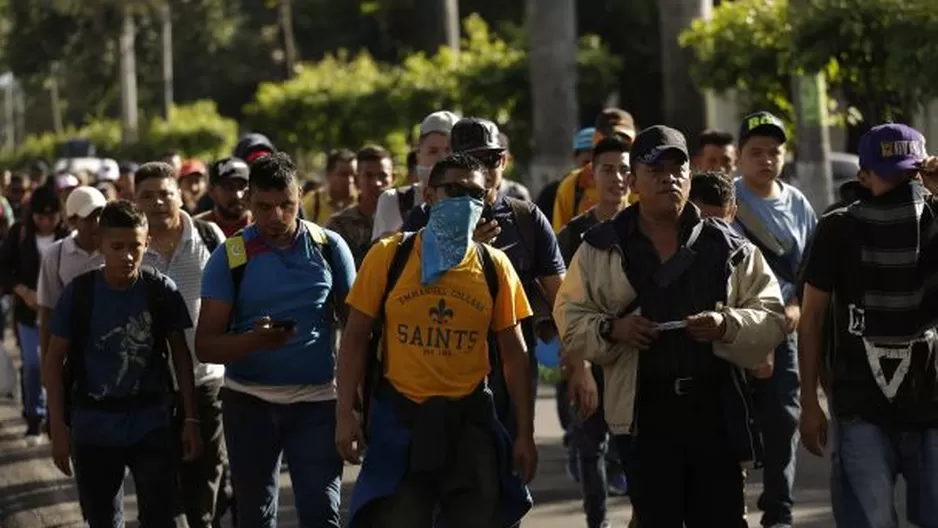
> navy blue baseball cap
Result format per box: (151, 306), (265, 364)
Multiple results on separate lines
(858, 124), (927, 179)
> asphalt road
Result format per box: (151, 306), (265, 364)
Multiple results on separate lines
(0, 382), (856, 528)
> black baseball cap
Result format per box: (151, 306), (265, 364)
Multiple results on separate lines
(450, 118), (504, 154)
(209, 157), (250, 186)
(738, 111), (787, 146)
(630, 125), (689, 166)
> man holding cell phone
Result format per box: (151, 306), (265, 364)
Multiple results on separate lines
(196, 152), (357, 528)
(554, 125), (787, 526)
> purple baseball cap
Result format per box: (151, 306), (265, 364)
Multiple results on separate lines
(858, 124), (927, 179)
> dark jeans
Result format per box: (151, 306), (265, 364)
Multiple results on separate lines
(752, 333), (800, 526)
(366, 422), (500, 528)
(629, 384), (747, 528)
(72, 426), (178, 528)
(222, 389), (342, 528)
(571, 364), (610, 528)
(556, 379), (573, 446)
(179, 377), (228, 528)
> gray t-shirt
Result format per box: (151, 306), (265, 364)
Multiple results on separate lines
(37, 234), (105, 310)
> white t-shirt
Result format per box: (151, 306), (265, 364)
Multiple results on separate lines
(370, 185), (425, 242)
(35, 234), (55, 258)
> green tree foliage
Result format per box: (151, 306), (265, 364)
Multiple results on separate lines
(245, 15), (620, 172)
(0, 100), (237, 168)
(679, 0), (938, 126)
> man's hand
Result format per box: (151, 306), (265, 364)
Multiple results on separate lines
(512, 434), (538, 484)
(801, 397), (829, 457)
(252, 316), (296, 350)
(50, 420), (71, 476)
(567, 363), (598, 420)
(610, 315), (659, 349)
(181, 421), (203, 461)
(685, 311), (727, 342)
(473, 218), (500, 244)
(336, 409), (365, 464)
(785, 304), (801, 334)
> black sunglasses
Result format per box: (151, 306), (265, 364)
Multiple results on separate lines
(434, 182), (486, 200)
(473, 151), (504, 169)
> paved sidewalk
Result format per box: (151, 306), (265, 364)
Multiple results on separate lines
(0, 369), (856, 527)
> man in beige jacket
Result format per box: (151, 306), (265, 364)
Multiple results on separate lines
(554, 125), (787, 527)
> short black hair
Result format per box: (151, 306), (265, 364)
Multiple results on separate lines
(690, 171), (735, 208)
(427, 153), (486, 187)
(99, 199), (148, 230)
(134, 161), (177, 188)
(592, 137), (629, 161)
(697, 129), (735, 154)
(326, 148), (355, 173)
(356, 145), (391, 165)
(249, 151), (298, 191)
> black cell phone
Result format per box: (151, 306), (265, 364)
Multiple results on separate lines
(270, 319), (297, 331)
(481, 205), (495, 223)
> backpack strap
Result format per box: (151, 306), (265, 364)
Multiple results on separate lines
(475, 243), (500, 302)
(362, 231), (418, 438)
(572, 175), (585, 218)
(139, 266), (175, 394)
(507, 196), (537, 258)
(65, 270), (96, 411)
(193, 218), (220, 253)
(224, 228), (249, 304)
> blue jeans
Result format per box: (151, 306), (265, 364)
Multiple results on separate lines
(17, 323), (45, 419)
(752, 333), (800, 526)
(573, 407), (610, 528)
(72, 426), (177, 528)
(221, 388), (342, 528)
(832, 418), (938, 528)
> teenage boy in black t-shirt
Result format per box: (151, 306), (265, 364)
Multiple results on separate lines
(800, 124), (938, 527)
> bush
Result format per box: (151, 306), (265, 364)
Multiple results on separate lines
(0, 100), (238, 170)
(244, 15), (620, 180)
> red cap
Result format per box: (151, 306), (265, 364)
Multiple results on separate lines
(179, 160), (207, 178)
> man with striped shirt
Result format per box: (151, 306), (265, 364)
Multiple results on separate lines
(134, 162), (229, 528)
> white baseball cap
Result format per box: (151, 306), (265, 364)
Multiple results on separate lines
(65, 186), (107, 219)
(419, 111), (460, 137)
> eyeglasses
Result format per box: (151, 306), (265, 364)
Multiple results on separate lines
(433, 182), (486, 200)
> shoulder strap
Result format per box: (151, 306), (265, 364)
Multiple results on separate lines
(573, 176), (585, 217)
(507, 197), (536, 258)
(362, 231), (418, 437)
(139, 268), (175, 394)
(193, 218), (220, 253)
(476, 243), (500, 302)
(54, 239), (66, 290)
(735, 200), (789, 257)
(224, 229), (248, 303)
(301, 220), (337, 322)
(68, 271), (97, 396)
(398, 187), (415, 221)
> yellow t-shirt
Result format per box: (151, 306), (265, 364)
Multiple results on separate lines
(346, 232), (533, 403)
(302, 187), (358, 225)
(552, 164), (637, 233)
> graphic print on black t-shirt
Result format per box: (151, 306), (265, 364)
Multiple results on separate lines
(804, 208), (938, 426)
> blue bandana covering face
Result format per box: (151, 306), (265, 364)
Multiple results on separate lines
(421, 196), (484, 285)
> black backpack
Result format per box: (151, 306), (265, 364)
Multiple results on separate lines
(397, 186), (417, 221)
(62, 266), (175, 423)
(193, 218), (221, 253)
(360, 231), (499, 436)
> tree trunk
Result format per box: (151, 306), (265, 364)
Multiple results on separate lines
(161, 0), (173, 120)
(789, 0), (833, 211)
(414, 0), (460, 56)
(659, 0), (711, 137)
(526, 0), (577, 196)
(48, 62), (63, 135)
(119, 5), (139, 144)
(279, 0), (297, 79)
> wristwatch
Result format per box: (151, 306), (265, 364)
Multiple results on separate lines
(598, 316), (615, 343)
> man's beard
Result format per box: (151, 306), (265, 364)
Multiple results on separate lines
(217, 203), (246, 221)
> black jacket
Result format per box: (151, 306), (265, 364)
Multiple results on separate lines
(0, 221), (70, 326)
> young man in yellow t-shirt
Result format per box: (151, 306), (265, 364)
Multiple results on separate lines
(337, 154), (537, 527)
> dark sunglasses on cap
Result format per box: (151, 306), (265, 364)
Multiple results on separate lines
(433, 182), (486, 200)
